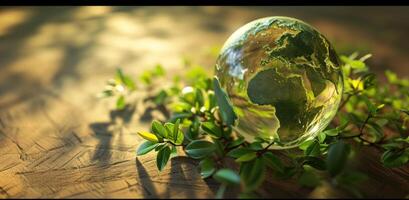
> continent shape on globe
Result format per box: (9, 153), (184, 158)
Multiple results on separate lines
(215, 16), (343, 149)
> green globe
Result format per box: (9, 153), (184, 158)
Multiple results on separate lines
(215, 16), (343, 149)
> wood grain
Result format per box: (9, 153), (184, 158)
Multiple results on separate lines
(0, 6), (408, 198)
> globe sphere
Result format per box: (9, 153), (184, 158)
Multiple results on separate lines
(215, 16), (343, 149)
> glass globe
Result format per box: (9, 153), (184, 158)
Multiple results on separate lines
(215, 16), (343, 149)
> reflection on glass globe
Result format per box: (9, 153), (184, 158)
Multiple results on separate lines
(215, 16), (343, 149)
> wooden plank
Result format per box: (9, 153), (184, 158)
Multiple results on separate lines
(0, 6), (408, 199)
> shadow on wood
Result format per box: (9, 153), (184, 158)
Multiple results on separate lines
(135, 157), (158, 198)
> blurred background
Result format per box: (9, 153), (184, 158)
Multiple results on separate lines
(1, 6), (409, 112)
(1, 6), (409, 198)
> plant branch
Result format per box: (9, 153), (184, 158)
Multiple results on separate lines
(257, 141), (276, 156)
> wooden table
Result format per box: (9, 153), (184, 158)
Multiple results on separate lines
(0, 6), (408, 198)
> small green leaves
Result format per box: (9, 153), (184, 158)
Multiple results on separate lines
(214, 168), (241, 185)
(137, 141), (158, 155)
(213, 77), (237, 126)
(199, 157), (216, 179)
(185, 140), (216, 159)
(140, 64), (166, 85)
(157, 146), (171, 171)
(326, 141), (351, 176)
(99, 68), (139, 110)
(114, 52), (409, 198)
(137, 131), (159, 143)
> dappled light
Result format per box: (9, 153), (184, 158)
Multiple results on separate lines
(0, 6), (408, 198)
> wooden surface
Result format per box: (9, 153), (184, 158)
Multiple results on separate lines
(0, 6), (409, 198)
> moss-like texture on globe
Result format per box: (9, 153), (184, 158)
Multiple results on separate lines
(215, 16), (343, 149)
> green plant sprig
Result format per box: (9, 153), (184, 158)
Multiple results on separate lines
(101, 53), (409, 198)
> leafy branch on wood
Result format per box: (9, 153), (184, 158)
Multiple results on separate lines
(99, 52), (409, 198)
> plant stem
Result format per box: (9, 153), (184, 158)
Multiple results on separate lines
(359, 113), (372, 135)
(257, 141), (275, 156)
(338, 90), (361, 111)
(167, 141), (184, 147)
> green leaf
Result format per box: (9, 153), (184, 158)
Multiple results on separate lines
(302, 156), (326, 171)
(227, 137), (245, 148)
(170, 145), (178, 158)
(213, 77), (237, 126)
(318, 132), (326, 143)
(152, 64), (165, 76)
(137, 131), (159, 143)
(195, 88), (205, 107)
(385, 70), (398, 83)
(172, 119), (184, 145)
(213, 139), (225, 157)
(137, 141), (158, 155)
(156, 146), (171, 171)
(236, 152), (257, 162)
(154, 90), (168, 105)
(99, 89), (114, 98)
(116, 95), (126, 110)
(116, 68), (136, 90)
(366, 121), (384, 142)
(201, 121), (222, 138)
(170, 112), (192, 122)
(152, 120), (167, 139)
(248, 142), (263, 151)
(214, 169), (241, 185)
(381, 149), (409, 167)
(341, 56), (367, 70)
(240, 158), (266, 192)
(299, 140), (314, 151)
(186, 117), (200, 141)
(262, 152), (284, 173)
(185, 140), (216, 159)
(361, 95), (377, 115)
(382, 142), (403, 150)
(199, 157), (216, 179)
(322, 128), (340, 137)
(298, 170), (320, 188)
(164, 123), (184, 145)
(155, 143), (167, 152)
(227, 147), (253, 158)
(326, 141), (351, 176)
(305, 140), (321, 157)
(140, 71), (152, 85)
(181, 86), (196, 105)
